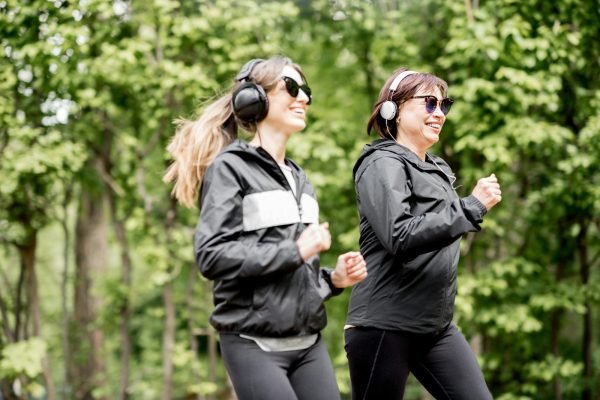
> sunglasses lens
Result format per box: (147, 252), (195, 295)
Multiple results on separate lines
(302, 85), (312, 105)
(425, 97), (437, 113)
(301, 85), (312, 97)
(441, 99), (453, 115)
(421, 96), (453, 115)
(283, 77), (312, 104)
(284, 78), (299, 97)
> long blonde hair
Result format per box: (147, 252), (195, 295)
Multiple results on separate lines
(163, 56), (304, 207)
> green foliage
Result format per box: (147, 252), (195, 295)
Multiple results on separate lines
(0, 0), (598, 399)
(0, 338), (47, 397)
(0, 338), (46, 379)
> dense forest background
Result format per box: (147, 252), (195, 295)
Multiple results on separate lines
(1, 0), (599, 399)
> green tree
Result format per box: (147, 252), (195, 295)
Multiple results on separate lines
(1, 0), (598, 399)
(0, 1), (86, 398)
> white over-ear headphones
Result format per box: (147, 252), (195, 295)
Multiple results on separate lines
(379, 70), (417, 120)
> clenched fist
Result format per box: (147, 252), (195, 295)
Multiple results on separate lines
(471, 173), (502, 210)
(331, 252), (368, 288)
(297, 223), (331, 261)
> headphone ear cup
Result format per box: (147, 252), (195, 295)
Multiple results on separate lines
(232, 82), (269, 123)
(379, 100), (397, 120)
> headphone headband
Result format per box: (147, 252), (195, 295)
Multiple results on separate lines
(235, 58), (264, 82)
(388, 70), (417, 93)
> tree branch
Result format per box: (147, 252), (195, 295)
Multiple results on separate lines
(97, 161), (125, 197)
(0, 262), (14, 340)
(465, 0), (475, 23)
(0, 130), (8, 163)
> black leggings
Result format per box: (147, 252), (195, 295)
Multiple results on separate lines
(345, 324), (493, 400)
(219, 333), (340, 400)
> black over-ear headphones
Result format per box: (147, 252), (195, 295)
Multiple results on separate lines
(231, 59), (269, 123)
(379, 70), (417, 120)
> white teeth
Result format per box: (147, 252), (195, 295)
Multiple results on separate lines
(427, 123), (441, 129)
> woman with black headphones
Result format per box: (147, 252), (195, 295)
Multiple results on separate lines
(164, 55), (367, 400)
(344, 68), (501, 399)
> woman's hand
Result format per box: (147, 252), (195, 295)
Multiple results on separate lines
(297, 223), (331, 261)
(331, 251), (368, 288)
(471, 173), (502, 210)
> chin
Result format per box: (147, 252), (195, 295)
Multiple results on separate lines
(291, 121), (306, 132)
(427, 133), (440, 144)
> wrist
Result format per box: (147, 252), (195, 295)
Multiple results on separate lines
(330, 270), (342, 288)
(323, 269), (345, 296)
(296, 243), (309, 262)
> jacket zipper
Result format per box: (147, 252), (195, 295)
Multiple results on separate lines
(262, 153), (320, 289)
(263, 149), (304, 212)
(259, 149), (306, 230)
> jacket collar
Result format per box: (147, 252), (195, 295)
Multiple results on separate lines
(223, 139), (301, 173)
(354, 139), (454, 181)
(222, 139), (305, 195)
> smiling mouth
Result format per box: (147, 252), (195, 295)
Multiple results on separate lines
(426, 123), (441, 129)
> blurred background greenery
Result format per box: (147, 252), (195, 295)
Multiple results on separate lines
(0, 0), (598, 399)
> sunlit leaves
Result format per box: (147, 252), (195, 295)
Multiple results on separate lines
(0, 0), (598, 398)
(526, 355), (583, 386)
(0, 338), (47, 389)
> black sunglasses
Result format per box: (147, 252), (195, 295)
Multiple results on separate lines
(282, 76), (312, 105)
(411, 95), (454, 115)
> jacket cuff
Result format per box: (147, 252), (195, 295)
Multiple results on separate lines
(461, 195), (487, 223)
(289, 241), (306, 268)
(321, 269), (344, 297)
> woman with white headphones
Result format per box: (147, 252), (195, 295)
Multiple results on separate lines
(345, 68), (501, 399)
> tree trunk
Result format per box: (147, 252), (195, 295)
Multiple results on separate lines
(162, 280), (175, 400)
(0, 291), (13, 343)
(17, 228), (56, 400)
(550, 261), (566, 400)
(223, 374), (237, 400)
(208, 331), (219, 381)
(61, 188), (72, 400)
(549, 309), (563, 400)
(162, 200), (177, 400)
(108, 189), (132, 400)
(14, 254), (25, 341)
(0, 381), (18, 400)
(205, 279), (218, 394)
(72, 158), (108, 400)
(577, 222), (592, 400)
(186, 265), (202, 400)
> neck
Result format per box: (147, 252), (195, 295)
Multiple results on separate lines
(393, 136), (426, 161)
(249, 126), (289, 164)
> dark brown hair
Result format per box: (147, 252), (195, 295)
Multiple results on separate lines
(367, 68), (449, 139)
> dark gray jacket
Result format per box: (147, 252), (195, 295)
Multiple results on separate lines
(195, 139), (340, 337)
(347, 139), (487, 334)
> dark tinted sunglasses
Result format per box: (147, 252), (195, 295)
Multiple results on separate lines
(282, 76), (312, 105)
(411, 95), (454, 115)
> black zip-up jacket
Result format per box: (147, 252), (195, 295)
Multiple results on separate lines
(346, 139), (487, 334)
(195, 139), (341, 337)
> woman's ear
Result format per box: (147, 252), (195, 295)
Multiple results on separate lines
(395, 102), (403, 126)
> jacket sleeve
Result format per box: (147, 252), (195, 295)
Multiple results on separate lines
(194, 159), (304, 281)
(319, 268), (344, 298)
(356, 156), (487, 255)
